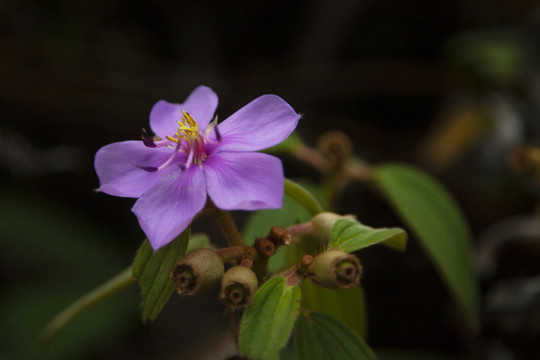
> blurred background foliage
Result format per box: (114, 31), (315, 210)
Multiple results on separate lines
(2, 0), (540, 359)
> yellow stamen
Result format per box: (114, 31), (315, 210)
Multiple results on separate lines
(165, 111), (201, 144)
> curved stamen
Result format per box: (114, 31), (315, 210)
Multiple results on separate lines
(155, 140), (182, 171)
(134, 139), (182, 172)
(141, 128), (172, 148)
(141, 128), (156, 147)
(214, 126), (222, 142)
(183, 144), (195, 171)
(137, 109), (208, 172)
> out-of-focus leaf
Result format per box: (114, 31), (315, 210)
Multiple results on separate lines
(264, 132), (303, 154)
(132, 230), (190, 322)
(243, 195), (313, 245)
(0, 187), (135, 359)
(285, 178), (323, 216)
(187, 233), (210, 252)
(295, 311), (376, 360)
(300, 280), (367, 338)
(330, 218), (407, 252)
(447, 30), (524, 85)
(243, 188), (318, 273)
(239, 277), (301, 360)
(40, 267), (134, 344)
(373, 163), (479, 328)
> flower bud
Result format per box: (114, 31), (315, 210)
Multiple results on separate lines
(311, 250), (362, 289)
(219, 266), (258, 309)
(310, 212), (355, 244)
(171, 248), (224, 295)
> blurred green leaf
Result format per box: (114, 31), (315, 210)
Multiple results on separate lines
(330, 218), (407, 252)
(187, 233), (210, 252)
(265, 132), (303, 154)
(373, 163), (479, 328)
(295, 311), (376, 360)
(40, 267), (134, 344)
(243, 183), (320, 273)
(239, 277), (301, 360)
(0, 187), (135, 359)
(300, 281), (367, 338)
(132, 230), (190, 322)
(243, 195), (313, 245)
(447, 30), (524, 86)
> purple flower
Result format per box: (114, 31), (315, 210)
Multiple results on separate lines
(95, 86), (299, 250)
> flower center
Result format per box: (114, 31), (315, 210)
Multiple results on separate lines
(165, 110), (207, 168)
(136, 110), (210, 173)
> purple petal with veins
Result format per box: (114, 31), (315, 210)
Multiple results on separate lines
(204, 152), (284, 210)
(210, 94), (299, 153)
(150, 86), (218, 139)
(94, 86), (298, 250)
(132, 166), (207, 250)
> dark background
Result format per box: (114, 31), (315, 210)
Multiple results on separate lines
(2, 0), (540, 359)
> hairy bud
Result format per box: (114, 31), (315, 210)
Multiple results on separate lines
(310, 212), (356, 244)
(219, 266), (258, 309)
(171, 248), (224, 295)
(311, 250), (362, 289)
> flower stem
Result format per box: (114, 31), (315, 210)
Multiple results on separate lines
(214, 208), (244, 246)
(40, 266), (135, 345)
(284, 178), (323, 216)
(286, 222), (313, 238)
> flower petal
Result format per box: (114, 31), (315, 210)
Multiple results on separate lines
(150, 85), (218, 138)
(204, 152), (284, 210)
(132, 165), (207, 250)
(211, 95), (299, 152)
(95, 141), (176, 198)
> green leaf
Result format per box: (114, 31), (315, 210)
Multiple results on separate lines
(243, 186), (320, 273)
(300, 281), (368, 338)
(285, 178), (323, 216)
(295, 311), (376, 360)
(187, 233), (210, 252)
(40, 267), (134, 344)
(132, 229), (190, 322)
(239, 277), (301, 360)
(373, 163), (479, 327)
(0, 187), (136, 359)
(264, 132), (303, 154)
(330, 218), (407, 252)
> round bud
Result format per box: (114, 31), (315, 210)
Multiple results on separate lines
(310, 212), (355, 244)
(219, 266), (258, 309)
(171, 248), (224, 295)
(311, 250), (362, 289)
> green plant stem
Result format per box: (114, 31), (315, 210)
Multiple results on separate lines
(40, 266), (135, 345)
(214, 208), (244, 246)
(284, 178), (323, 216)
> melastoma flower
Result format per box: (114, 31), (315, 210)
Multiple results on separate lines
(95, 86), (299, 250)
